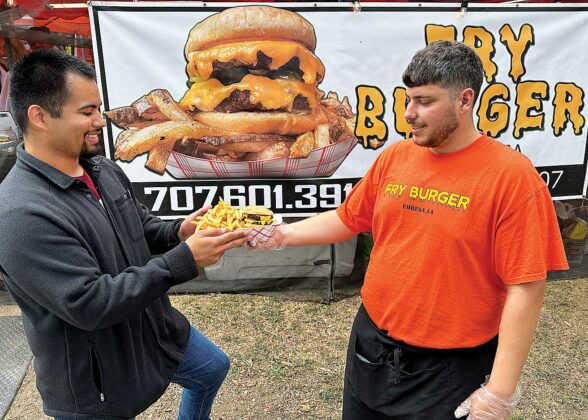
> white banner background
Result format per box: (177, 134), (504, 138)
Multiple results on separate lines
(91, 2), (588, 216)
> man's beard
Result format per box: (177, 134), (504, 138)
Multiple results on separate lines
(413, 107), (459, 149)
(80, 133), (105, 158)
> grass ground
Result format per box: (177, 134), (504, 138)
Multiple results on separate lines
(4, 279), (588, 419)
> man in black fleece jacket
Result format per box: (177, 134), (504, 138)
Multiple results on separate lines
(0, 49), (248, 419)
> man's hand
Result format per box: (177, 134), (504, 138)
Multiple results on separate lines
(185, 227), (249, 268)
(177, 206), (211, 241)
(454, 381), (521, 419)
(455, 280), (543, 419)
(246, 223), (292, 250)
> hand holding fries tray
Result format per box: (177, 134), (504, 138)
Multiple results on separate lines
(105, 6), (358, 179)
(192, 199), (282, 246)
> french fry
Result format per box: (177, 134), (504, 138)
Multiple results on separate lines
(114, 120), (230, 161)
(104, 107), (141, 129)
(114, 127), (138, 150)
(322, 91), (354, 119)
(341, 96), (351, 112)
(345, 115), (357, 136)
(132, 94), (168, 121)
(145, 141), (174, 174)
(244, 142), (290, 161)
(107, 90), (191, 130)
(289, 131), (314, 158)
(140, 89), (198, 174)
(314, 123), (331, 149)
(191, 199), (246, 231)
(328, 117), (351, 143)
(200, 152), (242, 162)
(147, 89), (192, 122)
(369, 138), (385, 149)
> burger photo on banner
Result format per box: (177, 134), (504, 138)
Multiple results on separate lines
(106, 6), (358, 179)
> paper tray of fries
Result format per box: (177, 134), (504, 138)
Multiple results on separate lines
(108, 88), (359, 179)
(192, 199), (283, 246)
(165, 134), (357, 179)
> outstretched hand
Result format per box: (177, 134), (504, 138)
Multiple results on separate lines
(245, 223), (292, 250)
(177, 206), (211, 241)
(185, 227), (249, 268)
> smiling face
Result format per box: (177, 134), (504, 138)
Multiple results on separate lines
(45, 72), (106, 160)
(404, 84), (461, 151)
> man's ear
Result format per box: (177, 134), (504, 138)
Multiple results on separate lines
(27, 105), (50, 132)
(458, 88), (476, 113)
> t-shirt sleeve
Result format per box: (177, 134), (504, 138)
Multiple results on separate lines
(494, 182), (569, 285)
(336, 152), (385, 233)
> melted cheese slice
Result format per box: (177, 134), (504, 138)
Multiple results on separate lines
(179, 74), (320, 113)
(243, 215), (274, 226)
(186, 40), (325, 85)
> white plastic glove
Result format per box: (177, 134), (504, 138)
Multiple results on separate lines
(245, 222), (292, 250)
(454, 377), (522, 419)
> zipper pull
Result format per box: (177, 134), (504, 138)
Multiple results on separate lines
(100, 393), (105, 402)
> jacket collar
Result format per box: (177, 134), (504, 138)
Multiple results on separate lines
(16, 142), (105, 190)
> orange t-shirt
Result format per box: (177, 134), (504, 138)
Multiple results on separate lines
(337, 135), (569, 349)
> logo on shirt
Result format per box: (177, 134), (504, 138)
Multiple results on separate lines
(384, 182), (471, 211)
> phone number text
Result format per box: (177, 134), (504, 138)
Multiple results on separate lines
(135, 179), (360, 217)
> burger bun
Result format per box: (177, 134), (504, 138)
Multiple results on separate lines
(192, 110), (327, 136)
(184, 6), (317, 56)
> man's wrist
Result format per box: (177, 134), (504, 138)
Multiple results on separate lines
(176, 219), (188, 242)
(486, 377), (521, 402)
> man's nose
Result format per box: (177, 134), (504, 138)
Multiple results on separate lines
(404, 102), (416, 121)
(94, 114), (107, 128)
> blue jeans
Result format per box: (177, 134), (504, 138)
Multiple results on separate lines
(173, 326), (230, 420)
(55, 325), (229, 420)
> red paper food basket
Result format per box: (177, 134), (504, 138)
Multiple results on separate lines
(245, 215), (283, 247)
(165, 135), (358, 178)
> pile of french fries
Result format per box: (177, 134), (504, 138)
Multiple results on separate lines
(289, 92), (356, 158)
(106, 89), (357, 174)
(107, 89), (231, 174)
(191, 199), (265, 231)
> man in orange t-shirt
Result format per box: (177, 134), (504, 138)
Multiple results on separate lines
(254, 41), (568, 419)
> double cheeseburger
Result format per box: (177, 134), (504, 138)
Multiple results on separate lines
(179, 6), (328, 146)
(108, 5), (356, 170)
(241, 205), (275, 226)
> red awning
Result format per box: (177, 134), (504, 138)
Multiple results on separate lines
(3, 0), (89, 35)
(31, 16), (90, 36)
(16, 0), (88, 20)
(5, 0), (587, 38)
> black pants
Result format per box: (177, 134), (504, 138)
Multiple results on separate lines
(342, 304), (498, 420)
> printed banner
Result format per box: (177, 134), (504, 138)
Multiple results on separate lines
(90, 2), (588, 217)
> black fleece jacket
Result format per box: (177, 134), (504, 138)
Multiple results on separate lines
(0, 144), (198, 419)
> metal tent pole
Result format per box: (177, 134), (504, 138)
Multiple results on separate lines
(326, 243), (336, 304)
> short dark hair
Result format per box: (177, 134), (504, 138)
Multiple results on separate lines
(9, 49), (96, 134)
(402, 41), (484, 102)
